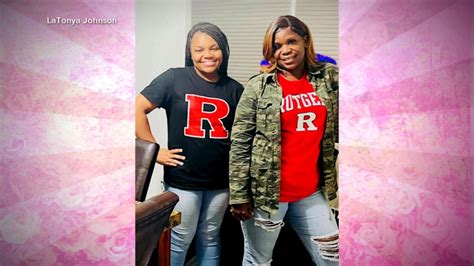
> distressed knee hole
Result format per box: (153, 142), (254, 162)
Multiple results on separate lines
(312, 232), (339, 262)
(251, 259), (272, 266)
(254, 218), (284, 231)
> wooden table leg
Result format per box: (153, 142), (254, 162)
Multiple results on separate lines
(158, 229), (171, 266)
(155, 210), (180, 266)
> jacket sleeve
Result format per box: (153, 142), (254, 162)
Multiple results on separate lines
(330, 66), (339, 144)
(229, 77), (259, 205)
(327, 64), (339, 200)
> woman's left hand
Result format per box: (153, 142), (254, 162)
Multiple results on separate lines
(230, 202), (254, 221)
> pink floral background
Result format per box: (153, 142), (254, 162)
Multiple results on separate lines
(339, 0), (473, 265)
(1, 1), (135, 265)
(0, 0), (472, 265)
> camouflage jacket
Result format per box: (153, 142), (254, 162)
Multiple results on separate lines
(229, 62), (339, 215)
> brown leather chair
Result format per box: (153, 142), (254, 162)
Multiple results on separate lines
(135, 138), (179, 265)
(136, 191), (179, 266)
(135, 138), (159, 201)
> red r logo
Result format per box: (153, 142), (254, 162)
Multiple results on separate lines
(184, 94), (230, 139)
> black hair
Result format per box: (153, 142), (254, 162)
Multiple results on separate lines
(185, 22), (230, 77)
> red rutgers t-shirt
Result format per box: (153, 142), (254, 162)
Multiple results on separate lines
(278, 73), (327, 202)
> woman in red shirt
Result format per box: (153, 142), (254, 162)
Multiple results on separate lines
(229, 16), (339, 265)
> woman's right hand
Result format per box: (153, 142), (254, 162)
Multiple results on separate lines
(230, 202), (254, 221)
(157, 148), (186, 167)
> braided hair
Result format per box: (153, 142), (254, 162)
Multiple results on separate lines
(185, 22), (230, 77)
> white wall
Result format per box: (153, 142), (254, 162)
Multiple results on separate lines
(136, 0), (191, 199)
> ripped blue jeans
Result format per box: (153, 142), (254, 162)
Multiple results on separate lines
(241, 190), (339, 266)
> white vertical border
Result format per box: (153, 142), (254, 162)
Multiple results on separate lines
(186, 0), (192, 32)
(290, 0), (296, 15)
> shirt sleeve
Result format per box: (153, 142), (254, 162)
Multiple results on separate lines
(140, 68), (175, 109)
(236, 83), (245, 101)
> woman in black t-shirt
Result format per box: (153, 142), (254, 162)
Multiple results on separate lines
(136, 22), (243, 265)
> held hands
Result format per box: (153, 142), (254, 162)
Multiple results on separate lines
(230, 202), (254, 221)
(157, 148), (186, 167)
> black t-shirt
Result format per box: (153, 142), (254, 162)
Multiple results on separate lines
(141, 67), (244, 190)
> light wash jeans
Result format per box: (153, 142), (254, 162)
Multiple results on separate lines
(241, 190), (339, 266)
(165, 185), (229, 266)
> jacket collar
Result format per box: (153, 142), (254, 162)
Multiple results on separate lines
(262, 63), (324, 84)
